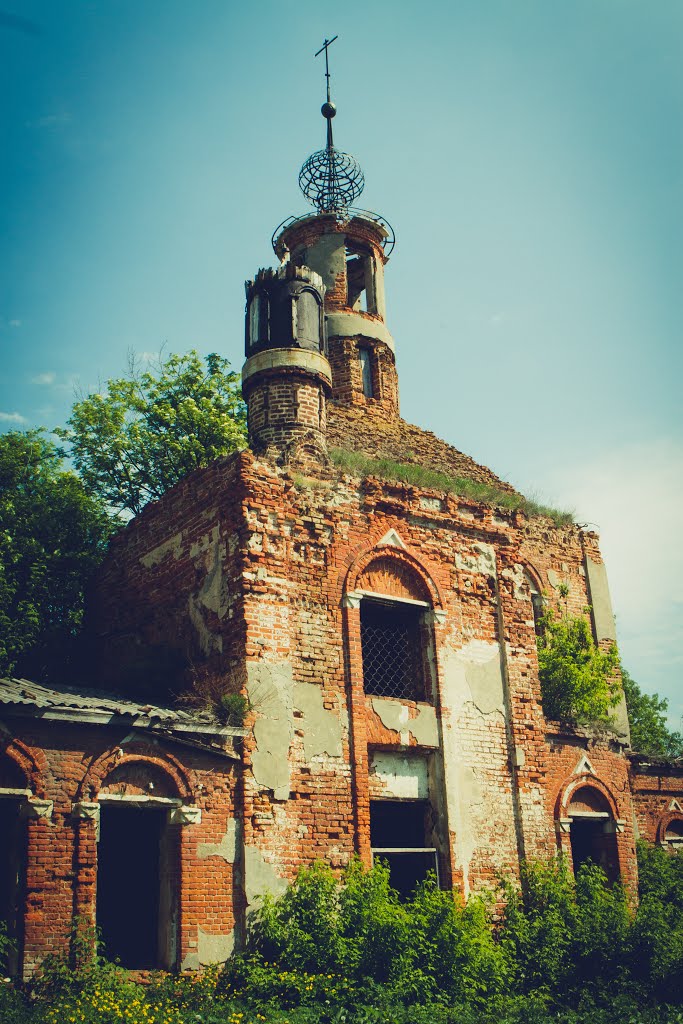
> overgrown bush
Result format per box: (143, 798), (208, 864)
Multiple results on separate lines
(537, 603), (621, 723)
(4, 848), (683, 1024)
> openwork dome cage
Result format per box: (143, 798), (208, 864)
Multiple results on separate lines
(299, 145), (365, 215)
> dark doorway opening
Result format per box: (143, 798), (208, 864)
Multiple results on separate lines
(370, 799), (438, 898)
(0, 798), (26, 975)
(569, 817), (619, 883)
(97, 804), (178, 969)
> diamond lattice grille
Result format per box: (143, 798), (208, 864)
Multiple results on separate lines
(360, 601), (425, 701)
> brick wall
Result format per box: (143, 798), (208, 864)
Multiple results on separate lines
(0, 720), (238, 977)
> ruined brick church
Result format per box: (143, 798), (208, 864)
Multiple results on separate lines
(1, 58), (682, 980)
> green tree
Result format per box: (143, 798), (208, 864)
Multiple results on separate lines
(0, 430), (115, 678)
(537, 602), (620, 724)
(56, 350), (247, 516)
(621, 669), (683, 757)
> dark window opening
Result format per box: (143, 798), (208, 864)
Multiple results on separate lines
(97, 804), (178, 970)
(0, 799), (26, 976)
(370, 800), (437, 897)
(361, 599), (427, 701)
(248, 292), (269, 349)
(527, 575), (544, 637)
(569, 817), (619, 883)
(664, 818), (683, 849)
(346, 244), (376, 314)
(359, 348), (373, 398)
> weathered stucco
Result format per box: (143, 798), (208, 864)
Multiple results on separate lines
(293, 681), (343, 760)
(372, 697), (439, 746)
(370, 751), (429, 800)
(198, 818), (238, 863)
(243, 845), (288, 907)
(247, 662), (294, 800)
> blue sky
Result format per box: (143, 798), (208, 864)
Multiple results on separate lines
(1, 1), (681, 725)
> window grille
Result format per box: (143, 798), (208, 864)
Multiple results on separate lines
(360, 599), (426, 701)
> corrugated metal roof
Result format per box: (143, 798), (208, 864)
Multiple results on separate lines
(0, 677), (244, 741)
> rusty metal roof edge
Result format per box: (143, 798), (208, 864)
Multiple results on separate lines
(0, 678), (248, 739)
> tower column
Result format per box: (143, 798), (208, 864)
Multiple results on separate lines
(242, 264), (332, 464)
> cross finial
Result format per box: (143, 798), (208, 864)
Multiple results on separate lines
(315, 35), (338, 105)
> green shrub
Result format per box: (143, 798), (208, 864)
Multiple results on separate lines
(537, 605), (620, 723)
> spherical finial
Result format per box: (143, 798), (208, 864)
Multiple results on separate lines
(321, 101), (337, 119)
(299, 147), (365, 215)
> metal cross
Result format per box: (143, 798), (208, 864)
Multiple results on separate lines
(315, 35), (338, 103)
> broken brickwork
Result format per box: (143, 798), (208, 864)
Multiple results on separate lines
(1, 200), (676, 980)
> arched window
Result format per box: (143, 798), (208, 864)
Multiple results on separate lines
(526, 573), (544, 637)
(567, 785), (619, 882)
(295, 289), (322, 350)
(355, 556), (435, 703)
(664, 818), (683, 850)
(359, 347), (373, 398)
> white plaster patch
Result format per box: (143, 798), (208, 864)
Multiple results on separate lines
(501, 563), (527, 600)
(441, 640), (505, 717)
(293, 682), (343, 759)
(247, 662), (294, 800)
(455, 542), (496, 577)
(198, 818), (239, 863)
(140, 533), (183, 568)
(197, 927), (234, 965)
(573, 754), (596, 776)
(370, 752), (429, 800)
(244, 845), (288, 906)
(377, 527), (408, 549)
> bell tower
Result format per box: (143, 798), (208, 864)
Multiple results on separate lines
(272, 37), (399, 415)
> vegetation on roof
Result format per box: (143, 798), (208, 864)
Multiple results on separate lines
(329, 448), (575, 526)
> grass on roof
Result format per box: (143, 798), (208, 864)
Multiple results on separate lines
(329, 448), (574, 526)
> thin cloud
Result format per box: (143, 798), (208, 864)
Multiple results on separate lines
(9, 319), (21, 328)
(31, 372), (56, 386)
(0, 411), (27, 423)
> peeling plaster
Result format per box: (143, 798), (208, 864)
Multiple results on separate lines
(371, 697), (439, 747)
(187, 526), (232, 654)
(441, 640), (506, 717)
(447, 760), (484, 900)
(199, 927), (234, 964)
(437, 641), (509, 896)
(293, 682), (343, 759)
(370, 752), (429, 799)
(247, 662), (293, 799)
(501, 563), (527, 600)
(198, 818), (239, 863)
(140, 533), (183, 568)
(455, 542), (496, 577)
(182, 928), (235, 969)
(547, 569), (561, 590)
(244, 844), (288, 906)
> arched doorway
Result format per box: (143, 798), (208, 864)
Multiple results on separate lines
(567, 785), (620, 882)
(97, 761), (181, 969)
(0, 756), (30, 976)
